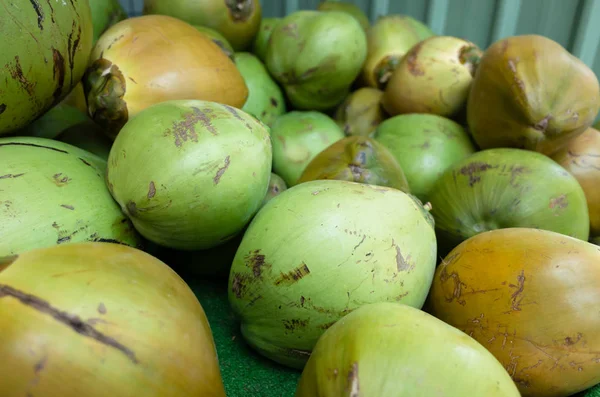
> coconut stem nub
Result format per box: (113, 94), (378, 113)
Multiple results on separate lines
(83, 58), (129, 140)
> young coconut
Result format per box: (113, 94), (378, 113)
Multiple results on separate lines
(193, 25), (235, 59)
(251, 18), (281, 63)
(360, 15), (434, 90)
(551, 127), (600, 239)
(0, 242), (226, 397)
(266, 10), (367, 111)
(295, 302), (520, 397)
(428, 148), (590, 254)
(228, 179), (438, 369)
(334, 87), (387, 137)
(374, 113), (476, 203)
(0, 0), (93, 135)
(0, 137), (141, 257)
(234, 52), (286, 127)
(427, 228), (600, 397)
(270, 111), (345, 187)
(106, 100), (272, 252)
(143, 0), (262, 51)
(297, 136), (411, 193)
(83, 15), (248, 138)
(316, 1), (370, 32)
(467, 35), (600, 156)
(88, 0), (127, 43)
(261, 173), (288, 208)
(382, 36), (482, 117)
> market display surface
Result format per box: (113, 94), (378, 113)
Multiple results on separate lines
(1, 0), (600, 396)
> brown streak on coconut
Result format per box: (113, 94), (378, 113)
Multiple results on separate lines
(213, 156), (231, 184)
(274, 263), (311, 286)
(0, 284), (138, 364)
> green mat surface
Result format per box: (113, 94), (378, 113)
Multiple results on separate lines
(178, 271), (600, 397)
(183, 274), (301, 397)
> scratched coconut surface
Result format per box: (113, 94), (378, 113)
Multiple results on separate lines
(0, 0), (93, 135)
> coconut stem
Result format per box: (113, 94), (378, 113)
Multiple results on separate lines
(83, 58), (128, 140)
(225, 0), (255, 22)
(423, 202), (433, 212)
(459, 45), (482, 77)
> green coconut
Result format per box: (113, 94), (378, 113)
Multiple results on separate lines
(193, 25), (235, 59)
(252, 17), (281, 63)
(374, 114), (476, 203)
(266, 10), (367, 111)
(0, 0), (93, 135)
(262, 173), (288, 208)
(0, 137), (141, 257)
(228, 179), (438, 369)
(106, 100), (272, 251)
(334, 87), (387, 137)
(316, 1), (370, 32)
(143, 0), (262, 50)
(296, 302), (520, 397)
(234, 52), (286, 127)
(297, 136), (410, 192)
(361, 15), (434, 89)
(428, 148), (590, 253)
(270, 111), (345, 187)
(89, 0), (127, 43)
(16, 102), (90, 140)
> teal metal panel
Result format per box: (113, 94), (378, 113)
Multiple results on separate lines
(514, 0), (580, 48)
(118, 0), (600, 76)
(444, 0), (498, 49)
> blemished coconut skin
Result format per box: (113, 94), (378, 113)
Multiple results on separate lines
(83, 15), (248, 138)
(427, 228), (600, 397)
(382, 36), (482, 117)
(265, 10), (367, 111)
(0, 0), (93, 135)
(106, 100), (272, 251)
(360, 15), (434, 90)
(334, 87), (387, 137)
(428, 148), (590, 253)
(295, 302), (521, 397)
(297, 136), (411, 192)
(0, 136), (141, 257)
(551, 127), (600, 238)
(374, 113), (476, 203)
(142, 0), (262, 51)
(0, 242), (227, 397)
(467, 34), (600, 156)
(228, 179), (438, 369)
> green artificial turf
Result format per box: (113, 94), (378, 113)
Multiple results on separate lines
(182, 273), (301, 397)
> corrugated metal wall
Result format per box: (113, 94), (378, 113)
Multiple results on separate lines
(119, 0), (600, 75)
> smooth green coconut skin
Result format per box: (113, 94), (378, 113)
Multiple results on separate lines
(271, 111), (345, 186)
(228, 179), (438, 369)
(89, 0), (127, 43)
(374, 114), (476, 203)
(429, 148), (590, 252)
(0, 137), (141, 257)
(0, 0), (93, 135)
(234, 53), (286, 127)
(295, 302), (521, 397)
(106, 100), (272, 251)
(265, 10), (367, 111)
(252, 18), (281, 63)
